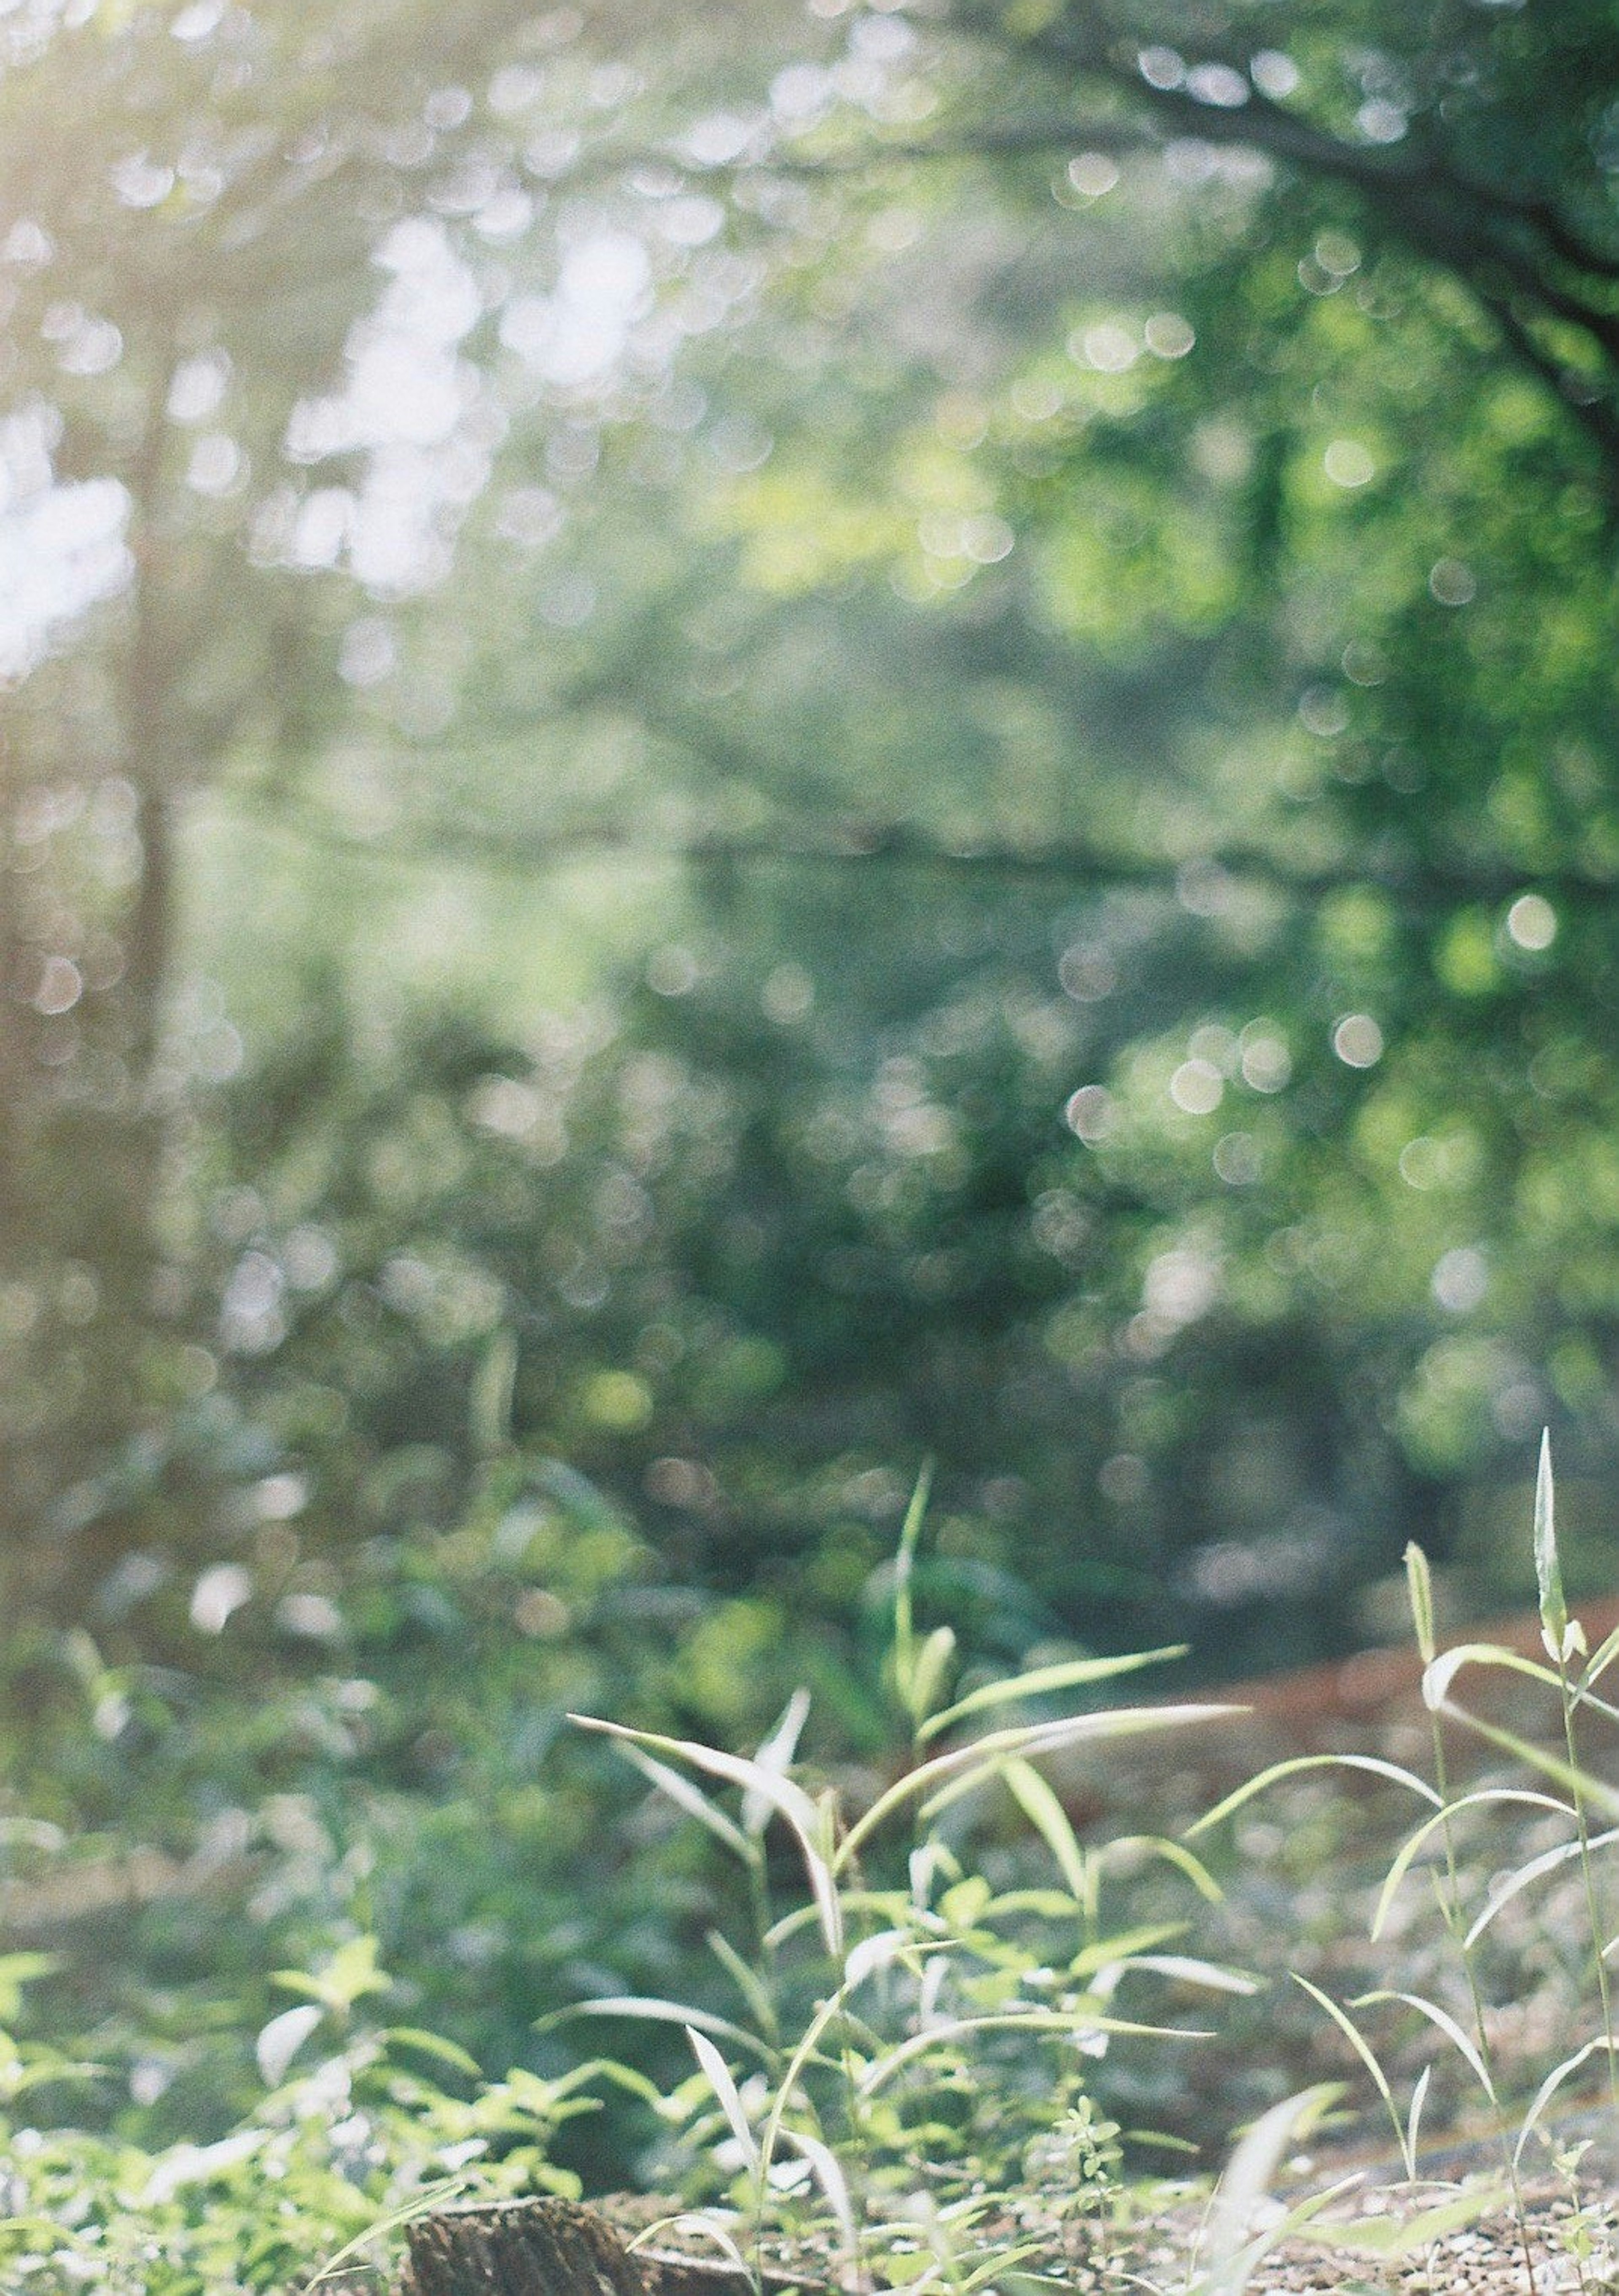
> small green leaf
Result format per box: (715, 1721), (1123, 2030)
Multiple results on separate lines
(686, 2026), (759, 2172)
(1187, 1754), (1439, 1838)
(1535, 1427), (1567, 1659)
(917, 1647), (1185, 1744)
(1403, 1543), (1436, 1665)
(1000, 1753), (1088, 1899)
(1297, 2186), (1506, 2257)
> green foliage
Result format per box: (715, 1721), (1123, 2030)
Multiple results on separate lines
(2, 0), (1619, 1682)
(0, 1948), (587, 2295)
(1196, 1444), (1619, 2284)
(12, 1439), (1619, 2286)
(559, 1494), (1247, 2290)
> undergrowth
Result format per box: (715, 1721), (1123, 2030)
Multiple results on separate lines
(4, 1442), (1619, 2291)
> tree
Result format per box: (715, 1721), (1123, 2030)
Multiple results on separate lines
(9, 0), (1619, 1665)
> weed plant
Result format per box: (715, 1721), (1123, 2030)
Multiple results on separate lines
(562, 1475), (1254, 2293)
(7, 1443), (1619, 2291)
(1189, 1433), (1619, 2292)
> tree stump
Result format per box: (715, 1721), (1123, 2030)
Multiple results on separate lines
(397, 2197), (825, 2296)
(399, 2197), (655, 2296)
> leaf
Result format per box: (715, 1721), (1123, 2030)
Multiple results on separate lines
(891, 1459), (934, 1706)
(255, 2003), (323, 2087)
(1290, 1977), (1400, 2153)
(381, 2026), (483, 2079)
(954, 2242), (1045, 2294)
(1371, 1789), (1571, 1942)
(686, 2026), (760, 2172)
(1070, 1921), (1186, 1979)
(1124, 1953), (1259, 1997)
(844, 1702), (1241, 1871)
(708, 1928), (779, 2044)
(742, 1688), (812, 1840)
(760, 1980), (865, 2180)
(1195, 2086), (1350, 2296)
(621, 1745), (756, 1865)
(1536, 1427), (1567, 1659)
(301, 2174), (472, 2292)
(1404, 1542), (1436, 1665)
(1422, 1642), (1561, 1710)
(907, 1626), (958, 1731)
(1423, 1643), (1619, 1731)
(1508, 2035), (1610, 2174)
(0, 1956), (59, 2025)
(627, 2214), (750, 2275)
(1352, 1990), (1495, 2103)
(917, 1647), (1186, 1744)
(844, 1925), (924, 1990)
(1000, 1753), (1088, 1898)
(856, 2006), (1209, 2095)
(571, 1715), (842, 1957)
(539, 1996), (773, 2062)
(1463, 1822), (1619, 1949)
(1297, 2185), (1506, 2257)
(273, 1935), (391, 2015)
(1187, 1755), (1440, 1838)
(1582, 1621), (1619, 1692)
(1420, 1690), (1619, 1820)
(777, 2123), (856, 2258)
(1104, 1832), (1224, 1903)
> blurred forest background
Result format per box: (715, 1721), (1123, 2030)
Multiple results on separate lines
(4, 0), (1619, 2169)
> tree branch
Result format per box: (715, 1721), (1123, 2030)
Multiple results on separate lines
(227, 786), (1614, 915)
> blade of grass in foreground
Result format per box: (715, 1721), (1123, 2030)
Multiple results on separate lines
(916, 1647), (1187, 1744)
(1186, 1754), (1440, 1839)
(570, 1715), (844, 1958)
(1189, 2085), (1353, 2296)
(1535, 1429), (1619, 2117)
(845, 1701), (1242, 1870)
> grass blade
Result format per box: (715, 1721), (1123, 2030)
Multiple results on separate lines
(621, 1746), (756, 1865)
(1423, 1643), (1563, 1708)
(1122, 1954), (1259, 1996)
(777, 2123), (856, 2258)
(742, 1690), (812, 1841)
(1195, 2085), (1348, 2296)
(1187, 1754), (1440, 1838)
(1463, 1822), (1619, 1951)
(1296, 2184), (1505, 2257)
(1000, 1754), (1088, 1899)
(917, 1648), (1186, 1744)
(686, 2026), (760, 2173)
(1582, 1621), (1619, 1692)
(300, 2174), (471, 2292)
(1512, 2036), (1609, 2173)
(1104, 1833), (1224, 1903)
(571, 1716), (842, 1957)
(708, 1929), (779, 2045)
(1535, 1427), (1567, 1659)
(628, 2214), (752, 2274)
(892, 1460), (934, 1716)
(856, 2008), (1211, 2095)
(1353, 1989), (1495, 2103)
(540, 1997), (773, 2061)
(843, 1703), (1240, 1872)
(1371, 1789), (1571, 1943)
(1291, 1975), (1405, 2172)
(1424, 1693), (1619, 1820)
